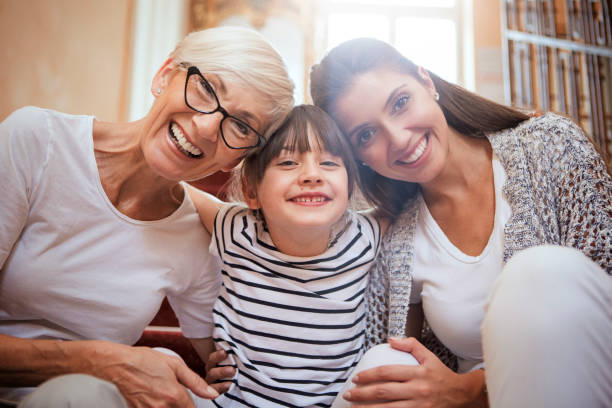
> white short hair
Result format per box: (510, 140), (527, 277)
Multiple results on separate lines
(171, 26), (295, 138)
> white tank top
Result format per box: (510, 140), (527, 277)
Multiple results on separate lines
(411, 154), (511, 373)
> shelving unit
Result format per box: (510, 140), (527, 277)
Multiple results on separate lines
(501, 0), (612, 164)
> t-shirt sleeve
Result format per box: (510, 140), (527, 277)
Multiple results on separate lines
(169, 203), (238, 338)
(0, 107), (50, 268)
(167, 249), (221, 339)
(208, 203), (235, 258)
(355, 210), (382, 254)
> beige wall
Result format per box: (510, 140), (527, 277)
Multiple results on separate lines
(473, 0), (505, 103)
(0, 0), (133, 122)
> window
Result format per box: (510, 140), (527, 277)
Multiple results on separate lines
(325, 0), (471, 87)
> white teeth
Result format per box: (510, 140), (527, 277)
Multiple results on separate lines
(403, 136), (428, 164)
(171, 123), (202, 156)
(294, 196), (326, 203)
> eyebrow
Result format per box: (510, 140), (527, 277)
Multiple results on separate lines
(215, 76), (261, 129)
(345, 84), (407, 138)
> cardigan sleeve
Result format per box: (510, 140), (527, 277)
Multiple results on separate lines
(549, 115), (612, 273)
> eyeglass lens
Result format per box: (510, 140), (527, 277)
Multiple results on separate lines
(185, 73), (260, 149)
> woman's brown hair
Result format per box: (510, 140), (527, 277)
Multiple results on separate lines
(310, 37), (529, 218)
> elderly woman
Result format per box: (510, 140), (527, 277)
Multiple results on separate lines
(0, 26), (294, 408)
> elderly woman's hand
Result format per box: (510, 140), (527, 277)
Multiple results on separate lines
(90, 341), (219, 408)
(205, 348), (236, 394)
(342, 337), (487, 408)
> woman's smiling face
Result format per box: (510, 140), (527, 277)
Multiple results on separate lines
(141, 62), (269, 182)
(333, 66), (450, 185)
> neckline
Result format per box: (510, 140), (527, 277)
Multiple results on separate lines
(418, 155), (506, 263)
(87, 117), (190, 226)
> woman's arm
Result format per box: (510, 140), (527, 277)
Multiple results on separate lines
(0, 333), (219, 407)
(551, 116), (612, 272)
(185, 185), (225, 234)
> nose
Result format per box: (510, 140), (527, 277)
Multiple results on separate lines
(298, 160), (323, 186)
(192, 112), (223, 143)
(383, 120), (412, 152)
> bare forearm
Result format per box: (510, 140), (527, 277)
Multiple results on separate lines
(0, 334), (101, 386)
(457, 369), (488, 408)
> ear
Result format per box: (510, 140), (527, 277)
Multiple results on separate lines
(241, 182), (260, 210)
(151, 57), (176, 97)
(417, 66), (436, 95)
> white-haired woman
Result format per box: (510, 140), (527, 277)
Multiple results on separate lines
(0, 26), (294, 408)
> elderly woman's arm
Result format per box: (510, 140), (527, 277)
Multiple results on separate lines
(0, 334), (219, 407)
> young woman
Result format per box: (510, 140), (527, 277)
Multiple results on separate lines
(309, 38), (611, 407)
(187, 105), (404, 407)
(0, 26), (294, 408)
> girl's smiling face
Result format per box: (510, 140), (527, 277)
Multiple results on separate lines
(333, 66), (450, 185)
(246, 133), (349, 256)
(249, 136), (350, 248)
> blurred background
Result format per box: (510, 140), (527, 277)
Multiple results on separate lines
(1, 0), (610, 165)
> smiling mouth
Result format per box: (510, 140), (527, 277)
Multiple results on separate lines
(289, 195), (330, 205)
(397, 132), (429, 165)
(169, 122), (203, 158)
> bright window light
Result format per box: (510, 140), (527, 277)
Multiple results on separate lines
(327, 13), (389, 50)
(395, 18), (457, 83)
(330, 0), (455, 6)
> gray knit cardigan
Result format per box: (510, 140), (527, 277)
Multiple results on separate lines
(364, 113), (612, 358)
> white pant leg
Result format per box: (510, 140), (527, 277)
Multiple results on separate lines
(331, 343), (419, 408)
(17, 374), (128, 408)
(482, 245), (612, 408)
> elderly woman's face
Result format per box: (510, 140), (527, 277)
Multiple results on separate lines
(143, 66), (269, 182)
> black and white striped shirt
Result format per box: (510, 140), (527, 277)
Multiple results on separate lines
(209, 204), (381, 407)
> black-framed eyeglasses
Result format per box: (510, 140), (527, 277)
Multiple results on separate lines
(184, 66), (265, 150)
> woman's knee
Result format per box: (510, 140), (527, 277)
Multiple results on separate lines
(358, 343), (419, 371)
(18, 374), (128, 408)
(484, 244), (608, 338)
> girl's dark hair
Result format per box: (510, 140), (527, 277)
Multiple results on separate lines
(230, 104), (358, 204)
(310, 37), (530, 218)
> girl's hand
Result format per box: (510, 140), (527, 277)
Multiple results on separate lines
(343, 337), (486, 407)
(205, 349), (236, 394)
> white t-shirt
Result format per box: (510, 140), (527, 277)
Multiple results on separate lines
(0, 107), (220, 346)
(411, 155), (511, 373)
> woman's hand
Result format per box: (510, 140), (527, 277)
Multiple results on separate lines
(87, 341), (219, 408)
(342, 337), (487, 407)
(204, 349), (236, 394)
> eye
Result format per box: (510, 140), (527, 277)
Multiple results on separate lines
(227, 118), (253, 137)
(196, 77), (216, 101)
(391, 95), (410, 114)
(321, 160), (341, 167)
(277, 159), (298, 167)
(354, 129), (375, 148)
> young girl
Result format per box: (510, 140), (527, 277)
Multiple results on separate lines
(187, 105), (393, 407)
